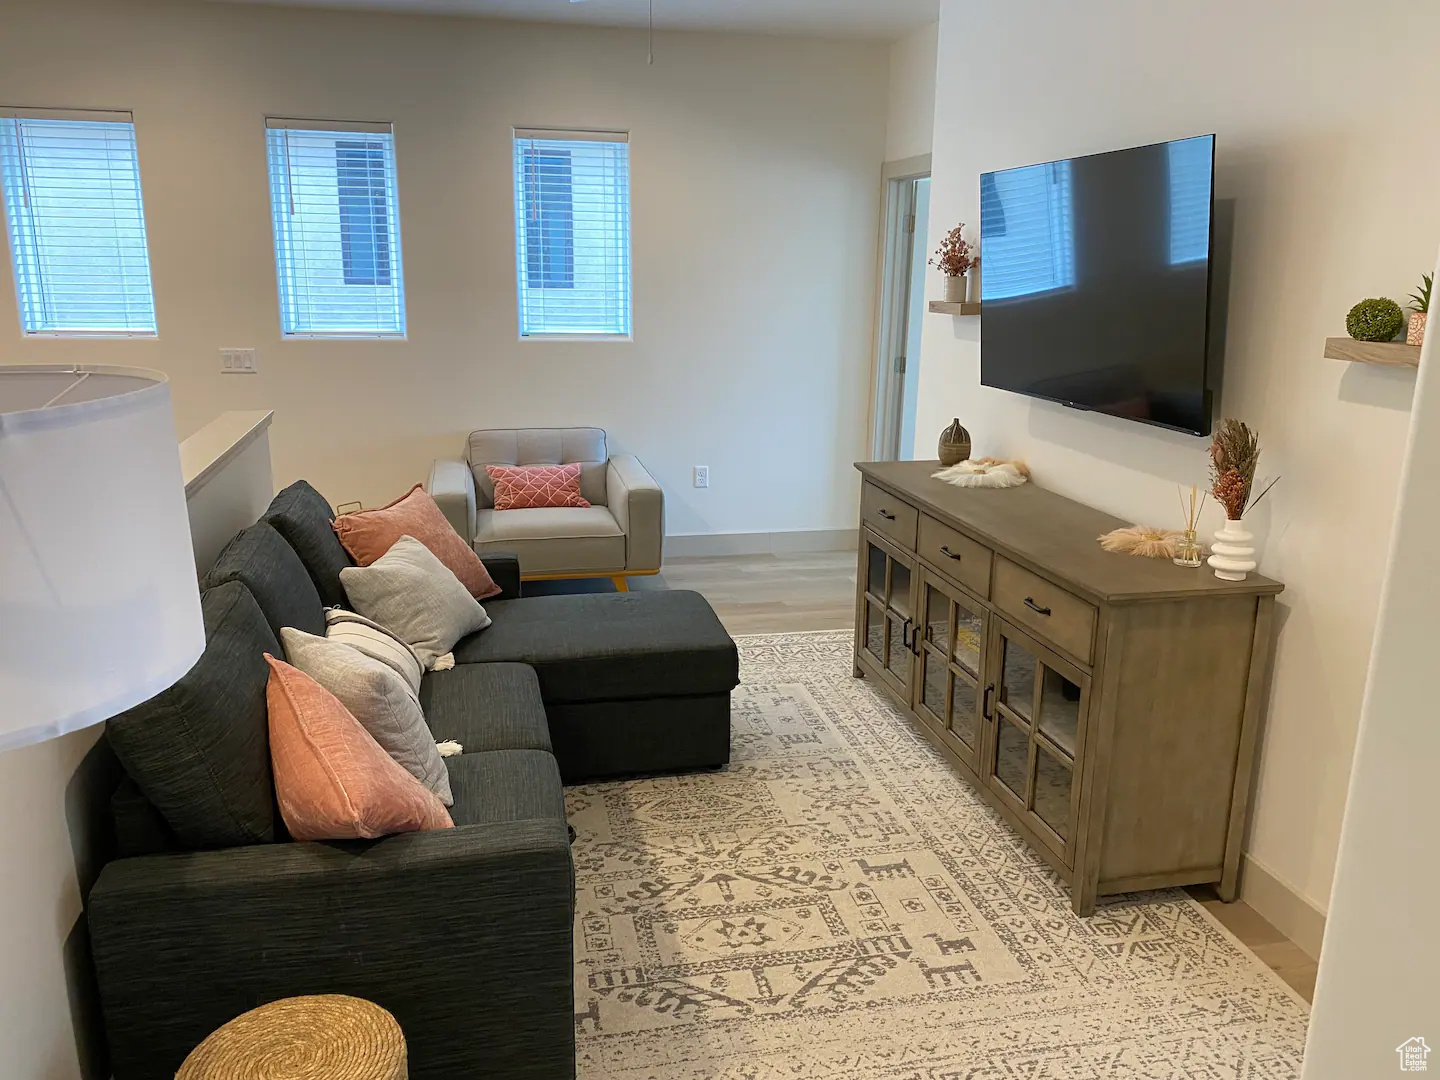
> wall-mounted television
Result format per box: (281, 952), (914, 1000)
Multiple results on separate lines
(979, 135), (1217, 436)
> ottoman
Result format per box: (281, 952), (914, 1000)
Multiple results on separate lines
(452, 589), (738, 782)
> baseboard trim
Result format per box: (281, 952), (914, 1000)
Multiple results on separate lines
(1239, 853), (1327, 960)
(666, 528), (858, 558)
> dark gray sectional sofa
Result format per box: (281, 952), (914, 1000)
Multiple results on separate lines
(88, 481), (739, 1080)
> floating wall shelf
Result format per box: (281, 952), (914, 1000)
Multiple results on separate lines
(929, 300), (982, 316)
(1324, 337), (1421, 368)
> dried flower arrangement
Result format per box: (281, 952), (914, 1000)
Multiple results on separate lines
(1209, 419), (1278, 520)
(930, 225), (977, 279)
(1098, 526), (1181, 559)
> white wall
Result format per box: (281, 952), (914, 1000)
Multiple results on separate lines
(1301, 244), (1440, 1077)
(921, 0), (1440, 936)
(0, 0), (889, 541)
(0, 729), (100, 1080)
(885, 22), (938, 162)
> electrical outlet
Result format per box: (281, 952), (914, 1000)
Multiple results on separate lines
(220, 348), (258, 374)
(693, 466), (710, 489)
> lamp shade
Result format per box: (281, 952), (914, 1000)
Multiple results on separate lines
(0, 365), (204, 750)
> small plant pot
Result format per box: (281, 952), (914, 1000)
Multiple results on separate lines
(944, 274), (967, 303)
(1409, 312), (1427, 347)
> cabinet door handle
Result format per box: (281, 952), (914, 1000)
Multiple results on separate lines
(982, 683), (995, 721)
(1023, 597), (1052, 617)
(901, 618), (912, 648)
(939, 545), (963, 561)
(876, 509), (896, 521)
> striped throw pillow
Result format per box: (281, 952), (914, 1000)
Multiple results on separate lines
(324, 608), (424, 697)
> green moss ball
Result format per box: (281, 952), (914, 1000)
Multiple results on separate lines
(1347, 298), (1406, 342)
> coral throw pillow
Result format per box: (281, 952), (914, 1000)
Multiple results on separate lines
(333, 484), (499, 599)
(486, 463), (592, 511)
(265, 655), (453, 842)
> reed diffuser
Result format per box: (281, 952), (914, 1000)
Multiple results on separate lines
(1174, 485), (1207, 567)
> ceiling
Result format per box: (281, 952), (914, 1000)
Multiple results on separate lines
(213, 0), (939, 40)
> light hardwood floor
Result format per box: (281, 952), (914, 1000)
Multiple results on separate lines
(631, 550), (1317, 1002)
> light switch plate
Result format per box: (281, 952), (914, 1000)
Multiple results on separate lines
(220, 348), (257, 374)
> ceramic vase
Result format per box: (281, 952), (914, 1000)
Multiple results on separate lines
(944, 274), (967, 303)
(1409, 312), (1427, 347)
(1208, 517), (1256, 581)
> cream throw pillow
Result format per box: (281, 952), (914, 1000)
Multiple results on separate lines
(281, 627), (453, 806)
(339, 535), (491, 669)
(323, 608), (425, 696)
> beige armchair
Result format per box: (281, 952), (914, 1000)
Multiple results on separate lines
(428, 427), (664, 591)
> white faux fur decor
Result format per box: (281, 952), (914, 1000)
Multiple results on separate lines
(932, 459), (1031, 489)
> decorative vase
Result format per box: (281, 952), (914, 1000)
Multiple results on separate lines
(1172, 529), (1203, 568)
(1409, 312), (1427, 347)
(1208, 517), (1256, 581)
(944, 274), (966, 303)
(938, 418), (972, 467)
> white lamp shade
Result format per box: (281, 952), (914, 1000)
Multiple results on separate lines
(0, 366), (204, 750)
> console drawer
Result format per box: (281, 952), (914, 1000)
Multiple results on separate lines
(860, 482), (918, 549)
(918, 514), (992, 598)
(993, 558), (1096, 664)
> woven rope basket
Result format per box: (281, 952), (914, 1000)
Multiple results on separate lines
(176, 995), (407, 1080)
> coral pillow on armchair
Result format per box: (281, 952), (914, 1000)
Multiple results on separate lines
(486, 463), (592, 511)
(333, 484), (500, 599)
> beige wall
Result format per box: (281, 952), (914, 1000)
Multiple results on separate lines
(885, 22), (938, 162)
(0, 0), (889, 542)
(921, 0), (1440, 933)
(1301, 243), (1440, 1077)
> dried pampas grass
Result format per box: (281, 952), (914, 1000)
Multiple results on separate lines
(933, 458), (1031, 489)
(1098, 526), (1182, 559)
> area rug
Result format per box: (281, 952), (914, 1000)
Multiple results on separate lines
(567, 630), (1309, 1079)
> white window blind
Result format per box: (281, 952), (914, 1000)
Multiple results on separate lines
(266, 119), (406, 337)
(1167, 135), (1213, 266)
(513, 129), (631, 338)
(0, 109), (156, 336)
(980, 160), (1076, 301)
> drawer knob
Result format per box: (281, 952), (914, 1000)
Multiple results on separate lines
(939, 545), (963, 561)
(877, 509), (896, 521)
(1023, 597), (1052, 617)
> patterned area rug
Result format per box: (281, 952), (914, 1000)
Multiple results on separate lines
(567, 631), (1309, 1079)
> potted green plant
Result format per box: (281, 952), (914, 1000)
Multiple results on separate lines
(1408, 272), (1431, 347)
(931, 225), (977, 303)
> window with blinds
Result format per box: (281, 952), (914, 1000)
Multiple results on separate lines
(980, 160), (1076, 302)
(266, 119), (406, 337)
(513, 129), (630, 338)
(0, 110), (156, 336)
(1167, 135), (1214, 266)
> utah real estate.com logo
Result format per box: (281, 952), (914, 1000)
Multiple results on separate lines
(1399, 1037), (1431, 1072)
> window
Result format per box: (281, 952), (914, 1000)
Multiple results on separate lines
(0, 109), (156, 336)
(980, 160), (1076, 301)
(266, 119), (406, 337)
(1167, 135), (1213, 266)
(513, 129), (630, 338)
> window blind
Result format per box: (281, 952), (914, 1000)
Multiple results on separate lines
(1167, 135), (1213, 266)
(265, 119), (406, 337)
(980, 160), (1076, 301)
(0, 110), (156, 335)
(513, 129), (630, 338)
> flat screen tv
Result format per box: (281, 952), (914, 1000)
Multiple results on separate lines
(979, 134), (1217, 436)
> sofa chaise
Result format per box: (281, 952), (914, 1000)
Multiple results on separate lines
(86, 480), (738, 1080)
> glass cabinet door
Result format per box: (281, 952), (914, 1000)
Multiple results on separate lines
(913, 570), (987, 773)
(856, 530), (918, 697)
(982, 620), (1089, 866)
